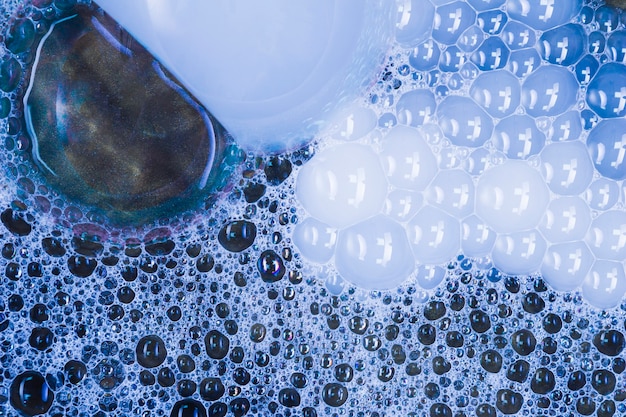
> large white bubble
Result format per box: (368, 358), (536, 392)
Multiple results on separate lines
(542, 242), (594, 292)
(582, 260), (626, 309)
(492, 230), (547, 275)
(406, 205), (461, 264)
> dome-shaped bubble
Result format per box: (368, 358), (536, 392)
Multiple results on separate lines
(335, 215), (414, 290)
(467, 0), (506, 11)
(492, 230), (547, 275)
(505, 0), (583, 31)
(292, 217), (337, 264)
(396, 89), (437, 127)
(470, 36), (510, 71)
(582, 260), (626, 309)
(409, 39), (441, 71)
(477, 10), (507, 35)
(458, 25), (484, 52)
(407, 205), (461, 264)
(586, 63), (626, 119)
(548, 110), (582, 141)
(586, 119), (626, 180)
(464, 147), (490, 176)
(586, 210), (626, 260)
(581, 109), (600, 130)
(326, 104), (376, 142)
(379, 126), (438, 191)
(539, 197), (591, 243)
(540, 141), (593, 195)
(296, 143), (387, 229)
(383, 189), (423, 223)
(415, 264), (447, 290)
(501, 21), (536, 50)
(395, 0), (436, 47)
(574, 55), (599, 86)
(541, 241), (594, 291)
(589, 31), (606, 54)
(521, 65), (578, 117)
(470, 70), (521, 118)
(507, 48), (541, 78)
(584, 178), (620, 211)
(539, 24), (586, 66)
(432, 2), (476, 45)
(437, 96), (493, 147)
(439, 45), (467, 72)
(426, 169), (475, 218)
(461, 214), (497, 257)
(493, 115), (544, 159)
(475, 160), (550, 233)
(607, 30), (626, 63)
(595, 5), (620, 33)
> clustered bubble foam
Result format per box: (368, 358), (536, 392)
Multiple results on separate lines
(295, 0), (626, 309)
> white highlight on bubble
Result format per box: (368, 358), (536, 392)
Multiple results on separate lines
(540, 141), (593, 196)
(539, 197), (591, 243)
(292, 217), (337, 264)
(407, 205), (461, 264)
(426, 169), (475, 217)
(583, 260), (626, 309)
(461, 215), (496, 258)
(585, 210), (626, 260)
(492, 230), (547, 275)
(542, 241), (593, 292)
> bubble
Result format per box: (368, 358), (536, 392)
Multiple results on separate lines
(541, 241), (593, 291)
(136, 335), (167, 368)
(593, 330), (626, 357)
(607, 30), (626, 63)
(257, 250), (286, 283)
(457, 25), (484, 52)
(170, 399), (207, 417)
(493, 115), (545, 159)
(506, 48), (541, 78)
(540, 141), (593, 195)
(548, 110), (583, 141)
(335, 215), (414, 290)
(540, 197), (591, 243)
(582, 260), (626, 309)
(539, 24), (586, 66)
(432, 2), (476, 45)
(218, 220), (257, 252)
(406, 205), (460, 264)
(292, 217), (337, 264)
(409, 39), (441, 71)
(396, 89), (437, 127)
(382, 189), (424, 223)
(595, 5), (620, 32)
(470, 36), (510, 71)
(586, 63), (626, 119)
(477, 10), (507, 35)
(505, 0), (583, 31)
(584, 178), (620, 211)
(437, 96), (494, 147)
(326, 104), (377, 142)
(415, 264), (447, 289)
(501, 21), (536, 50)
(204, 330), (230, 360)
(426, 169), (475, 217)
(469, 70), (520, 118)
(439, 45), (467, 72)
(395, 0), (436, 46)
(461, 214), (497, 257)
(496, 389), (524, 414)
(589, 31), (606, 54)
(522, 65), (579, 117)
(296, 143), (387, 228)
(585, 210), (626, 260)
(492, 230), (547, 275)
(587, 119), (626, 180)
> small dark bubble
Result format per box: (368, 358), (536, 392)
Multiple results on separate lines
(495, 389), (523, 415)
(243, 182), (266, 203)
(531, 367), (556, 394)
(322, 383), (348, 407)
(542, 337), (557, 354)
(510, 329), (536, 356)
(418, 324), (436, 345)
(67, 255), (97, 278)
(218, 220), (257, 252)
(429, 403), (452, 417)
(597, 400), (616, 417)
(480, 349), (502, 373)
(424, 382), (440, 399)
(224, 320), (238, 335)
(469, 309), (491, 334)
(612, 357), (625, 374)
(257, 250), (285, 283)
(576, 396), (596, 416)
(445, 331), (464, 348)
(29, 303), (49, 323)
(475, 403), (496, 417)
(230, 347), (245, 364)
(449, 294), (465, 311)
(593, 330), (625, 357)
(264, 157), (292, 186)
(348, 316), (369, 335)
(506, 359), (530, 383)
(504, 277), (520, 293)
(157, 367), (175, 387)
(170, 399), (207, 417)
(249, 323), (266, 343)
(41, 237), (66, 257)
(10, 371), (54, 416)
(208, 402), (227, 417)
(8, 294), (23, 312)
(432, 356), (451, 375)
(542, 313), (562, 334)
(135, 335), (167, 368)
(200, 377), (225, 401)
(167, 306), (182, 322)
(334, 364), (353, 383)
(196, 254), (215, 273)
(1, 209), (31, 236)
(229, 398), (250, 417)
(204, 330), (230, 359)
(185, 243), (201, 258)
(278, 388), (300, 408)
(424, 301), (446, 320)
(591, 369), (616, 395)
(290, 372), (307, 388)
(64, 360), (87, 384)
(522, 292), (545, 314)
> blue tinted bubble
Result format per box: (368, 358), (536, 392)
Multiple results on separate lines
(549, 110), (582, 141)
(493, 115), (544, 159)
(427, 70), (442, 87)
(460, 62), (479, 79)
(470, 36), (510, 71)
(501, 21), (536, 50)
(477, 10), (507, 35)
(439, 45), (467, 72)
(505, 0), (583, 31)
(492, 230), (547, 275)
(432, 2), (477, 45)
(581, 109), (599, 130)
(587, 119), (626, 180)
(540, 141), (594, 195)
(458, 25), (484, 52)
(467, 0), (506, 11)
(448, 73), (464, 90)
(595, 5), (619, 33)
(378, 112), (397, 129)
(464, 147), (490, 175)
(435, 85), (450, 97)
(396, 89), (437, 127)
(579, 6), (594, 24)
(409, 39), (441, 71)
(584, 178), (620, 211)
(522, 65), (578, 117)
(607, 31), (626, 63)
(395, 0), (436, 47)
(586, 63), (626, 118)
(437, 95), (494, 147)
(470, 70), (521, 118)
(539, 24), (586, 66)
(589, 31), (606, 54)
(506, 48), (540, 78)
(575, 55), (599, 85)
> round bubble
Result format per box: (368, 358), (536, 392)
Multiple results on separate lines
(548, 110), (582, 142)
(415, 264), (447, 290)
(296, 143), (387, 229)
(395, 0), (435, 47)
(539, 197), (591, 244)
(589, 31), (606, 54)
(461, 214), (497, 257)
(292, 217), (337, 264)
(581, 109), (600, 130)
(522, 65), (578, 117)
(458, 25), (484, 52)
(539, 24), (586, 66)
(475, 160), (550, 233)
(326, 104), (376, 142)
(406, 205), (461, 264)
(383, 189), (423, 223)
(439, 45), (467, 72)
(575, 55), (599, 86)
(379, 126), (438, 191)
(426, 169), (475, 218)
(470, 37), (510, 71)
(432, 2), (476, 45)
(437, 96), (493, 147)
(335, 215), (414, 290)
(477, 10), (507, 35)
(584, 178), (620, 211)
(582, 260), (626, 309)
(595, 5), (619, 33)
(396, 89), (437, 127)
(506, 48), (540, 79)
(585, 210), (626, 260)
(586, 63), (626, 119)
(541, 241), (594, 291)
(540, 141), (593, 195)
(505, 0), (582, 31)
(464, 147), (490, 176)
(501, 21), (536, 50)
(470, 70), (521, 118)
(586, 119), (626, 180)
(467, 0), (505, 11)
(409, 39), (441, 71)
(492, 230), (547, 275)
(607, 31), (626, 63)
(493, 115), (544, 159)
